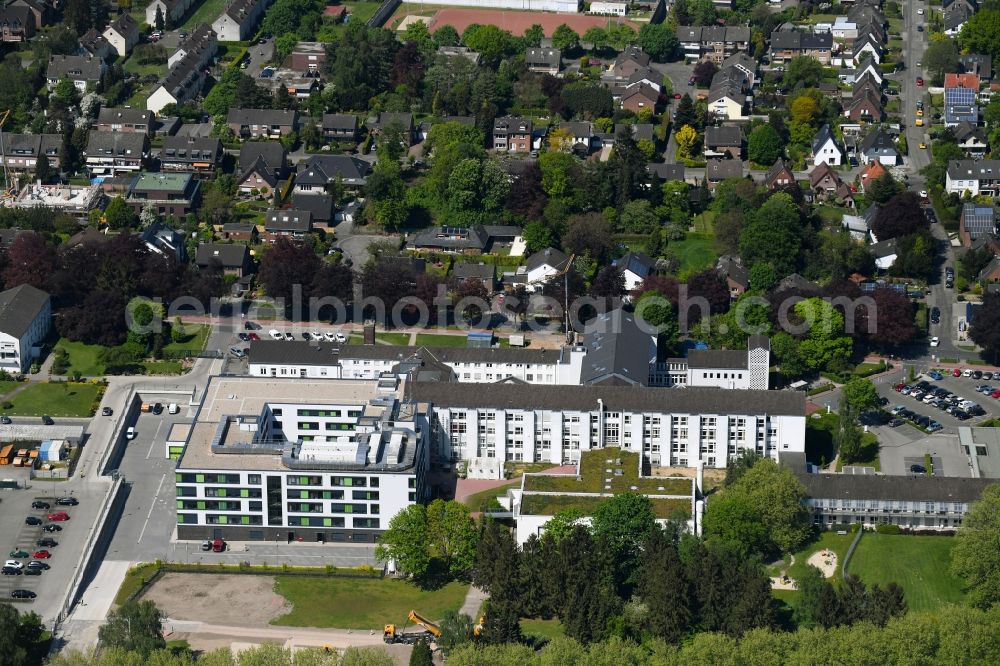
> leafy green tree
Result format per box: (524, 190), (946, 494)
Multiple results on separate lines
(716, 458), (810, 555)
(98, 600), (165, 657)
(523, 23), (544, 47)
(433, 24), (460, 48)
(923, 39), (960, 86)
(793, 298), (853, 372)
(436, 611), (474, 654)
(783, 56), (824, 89)
(843, 377), (879, 412)
(0, 603), (44, 666)
(639, 528), (692, 643)
(703, 493), (770, 557)
(473, 519), (519, 595)
(462, 24), (517, 66)
(592, 493), (656, 561)
(866, 172), (902, 204)
(103, 195), (135, 230)
(551, 24), (580, 51)
(724, 450), (761, 487)
(952, 483), (1000, 608)
(583, 26), (607, 50)
(748, 124), (782, 165)
(960, 9), (1000, 61)
(375, 504), (432, 577)
(34, 154), (51, 183)
(739, 192), (801, 276)
(749, 262), (777, 293)
(638, 23), (678, 61)
(674, 93), (697, 130)
(425, 499), (478, 577)
(522, 221), (555, 254)
(617, 199), (660, 233)
(409, 638), (433, 666)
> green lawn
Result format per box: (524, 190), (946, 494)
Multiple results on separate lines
(271, 577), (469, 629)
(180, 0), (229, 31)
(520, 618), (564, 640)
(415, 333), (471, 348)
(0, 380), (23, 398)
(143, 361), (184, 375)
(815, 205), (845, 224)
(54, 339), (108, 376)
(847, 534), (965, 612)
(318, 3), (383, 40)
(779, 530), (856, 584)
(377, 332), (412, 346)
(163, 323), (211, 354)
(122, 55), (166, 79)
(667, 233), (717, 275)
(3, 381), (103, 417)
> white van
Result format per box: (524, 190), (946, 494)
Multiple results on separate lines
(168, 403), (179, 414)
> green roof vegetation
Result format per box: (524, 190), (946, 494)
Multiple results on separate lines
(131, 172), (194, 192)
(520, 493), (690, 519)
(522, 448), (692, 496)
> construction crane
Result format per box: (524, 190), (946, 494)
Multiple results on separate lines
(383, 610), (442, 645)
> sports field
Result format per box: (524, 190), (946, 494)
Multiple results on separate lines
(390, 6), (639, 36)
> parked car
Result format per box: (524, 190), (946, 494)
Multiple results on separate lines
(335, 333), (348, 343)
(248, 332), (260, 341)
(24, 517), (42, 526)
(47, 512), (69, 522)
(269, 329), (282, 340)
(1, 567), (22, 576)
(4, 560), (24, 570)
(229, 346), (247, 359)
(169, 403), (179, 414)
(35, 539), (57, 548)
(910, 464), (926, 474)
(238, 333), (250, 342)
(930, 336), (940, 347)
(954, 368), (963, 377)
(27, 561), (49, 570)
(284, 332), (294, 341)
(41, 415), (53, 425)
(930, 307), (940, 324)
(928, 371), (942, 380)
(31, 550), (50, 559)
(152, 403), (164, 415)
(42, 524), (61, 533)
(31, 501), (49, 510)
(126, 426), (136, 440)
(11, 589), (36, 599)
(22, 568), (41, 576)
(56, 497), (78, 506)
(0, 415), (10, 424)
(974, 370), (984, 379)
(7, 550), (29, 558)
(888, 418), (903, 427)
(102, 407), (113, 416)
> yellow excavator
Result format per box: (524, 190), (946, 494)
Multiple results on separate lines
(383, 610), (442, 645)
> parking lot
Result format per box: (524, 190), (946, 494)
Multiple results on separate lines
(0, 481), (107, 619)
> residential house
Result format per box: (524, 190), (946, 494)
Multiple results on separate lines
(126, 172), (200, 217)
(852, 30), (883, 65)
(103, 13), (139, 57)
(675, 26), (750, 64)
(842, 213), (869, 241)
(830, 16), (859, 40)
(716, 256), (749, 297)
(79, 28), (114, 60)
(979, 256), (1000, 283)
(293, 155), (370, 193)
(237, 141), (287, 194)
(553, 121), (594, 154)
(436, 46), (480, 65)
(370, 112), (416, 146)
(0, 284), (50, 374)
(621, 83), (660, 113)
(9, 0), (54, 30)
(769, 25), (833, 65)
(195, 243), (254, 277)
(721, 52), (757, 85)
(811, 124), (843, 167)
(707, 76), (746, 121)
(859, 159), (888, 192)
(288, 42), (327, 73)
(764, 159), (795, 190)
(159, 136), (223, 175)
(96, 108), (153, 135)
(613, 252), (655, 291)
(647, 163), (686, 182)
(227, 108), (298, 139)
(84, 131), (148, 177)
(954, 122), (989, 157)
(525, 247), (571, 290)
(139, 222), (186, 261)
(0, 5), (35, 42)
(46, 55), (105, 92)
(525, 47), (561, 75)
(145, 0), (195, 28)
(858, 128), (900, 166)
(944, 0), (976, 37)
(321, 114), (359, 143)
(944, 85), (979, 127)
(291, 193), (335, 226)
(810, 162), (854, 204)
(959, 204), (998, 247)
(869, 238), (898, 270)
(493, 116), (533, 153)
(262, 209), (312, 243)
(0, 133), (62, 172)
(960, 53), (992, 80)
(212, 0), (273, 42)
(453, 263), (497, 292)
(605, 45), (651, 79)
(406, 225), (521, 254)
(219, 222), (258, 243)
(706, 159), (744, 188)
(854, 57), (883, 86)
(704, 125), (743, 159)
(147, 25), (218, 114)
(946, 160), (1000, 196)
(845, 87), (883, 122)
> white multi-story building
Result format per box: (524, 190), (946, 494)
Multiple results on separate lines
(0, 284), (51, 374)
(409, 381), (806, 469)
(174, 376), (430, 544)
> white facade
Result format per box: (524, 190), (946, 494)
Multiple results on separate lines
(0, 285), (51, 374)
(402, 0), (579, 11)
(147, 86), (180, 115)
(710, 95), (745, 121)
(589, 1), (626, 15)
(813, 137), (843, 167)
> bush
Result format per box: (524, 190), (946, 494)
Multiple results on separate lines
(875, 523), (902, 535)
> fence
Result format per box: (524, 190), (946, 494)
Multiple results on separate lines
(368, 0), (401, 27)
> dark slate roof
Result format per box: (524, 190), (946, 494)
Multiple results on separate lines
(706, 159), (744, 181)
(453, 263), (495, 281)
(227, 108), (298, 127)
(0, 284), (49, 339)
(798, 473), (994, 503)
(239, 141), (286, 174)
(705, 125), (742, 147)
(717, 255), (749, 287)
(248, 340), (561, 367)
(321, 113), (357, 131)
(46, 54), (102, 81)
(107, 11), (138, 37)
(195, 243), (250, 268)
(525, 47), (561, 66)
(409, 381), (805, 415)
(953, 121), (987, 144)
(290, 193), (334, 223)
(687, 349), (747, 370)
(264, 208), (312, 232)
(580, 308), (656, 386)
(97, 107), (152, 126)
(374, 112), (414, 130)
(408, 225), (489, 251)
(85, 131), (147, 157)
(526, 247), (569, 272)
(766, 159), (794, 184)
(647, 163), (685, 180)
(811, 124), (838, 154)
(296, 155), (370, 185)
(613, 252), (654, 277)
(161, 136), (222, 163)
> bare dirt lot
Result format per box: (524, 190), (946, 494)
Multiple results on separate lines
(140, 573), (290, 627)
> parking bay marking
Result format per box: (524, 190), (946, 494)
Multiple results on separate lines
(137, 473), (167, 544)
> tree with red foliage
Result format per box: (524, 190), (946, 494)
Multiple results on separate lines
(505, 161), (548, 222)
(2, 232), (58, 291)
(456, 277), (490, 323)
(687, 269), (731, 317)
(391, 41), (425, 90)
(866, 288), (917, 347)
(692, 60), (718, 87)
(414, 272), (448, 313)
(633, 275), (679, 305)
(259, 238), (321, 302)
(870, 192), (927, 241)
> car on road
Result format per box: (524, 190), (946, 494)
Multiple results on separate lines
(919, 190), (928, 198)
(41, 415), (53, 425)
(42, 524), (61, 532)
(931, 307), (940, 324)
(673, 93), (681, 99)
(24, 517), (42, 526)
(36, 538), (57, 548)
(917, 77), (924, 86)
(917, 7), (924, 13)
(126, 426), (136, 439)
(11, 589), (36, 599)
(335, 332), (347, 343)
(31, 501), (49, 510)
(919, 142), (926, 149)
(102, 407), (113, 416)
(0, 415), (10, 424)
(229, 346), (247, 359)
(917, 25), (923, 32)
(47, 512), (69, 522)
(930, 336), (940, 346)
(31, 550), (50, 559)
(56, 497), (78, 506)
(915, 118), (924, 126)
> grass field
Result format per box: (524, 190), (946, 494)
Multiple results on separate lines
(847, 534), (965, 612)
(769, 530), (856, 584)
(4, 381), (103, 417)
(180, 0), (229, 31)
(143, 361), (184, 375)
(461, 480), (519, 512)
(318, 3), (382, 40)
(271, 577), (468, 629)
(163, 323), (211, 354)
(0, 380), (23, 397)
(667, 233), (717, 275)
(415, 333), (469, 348)
(520, 618), (564, 640)
(54, 339), (107, 376)
(377, 332), (411, 346)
